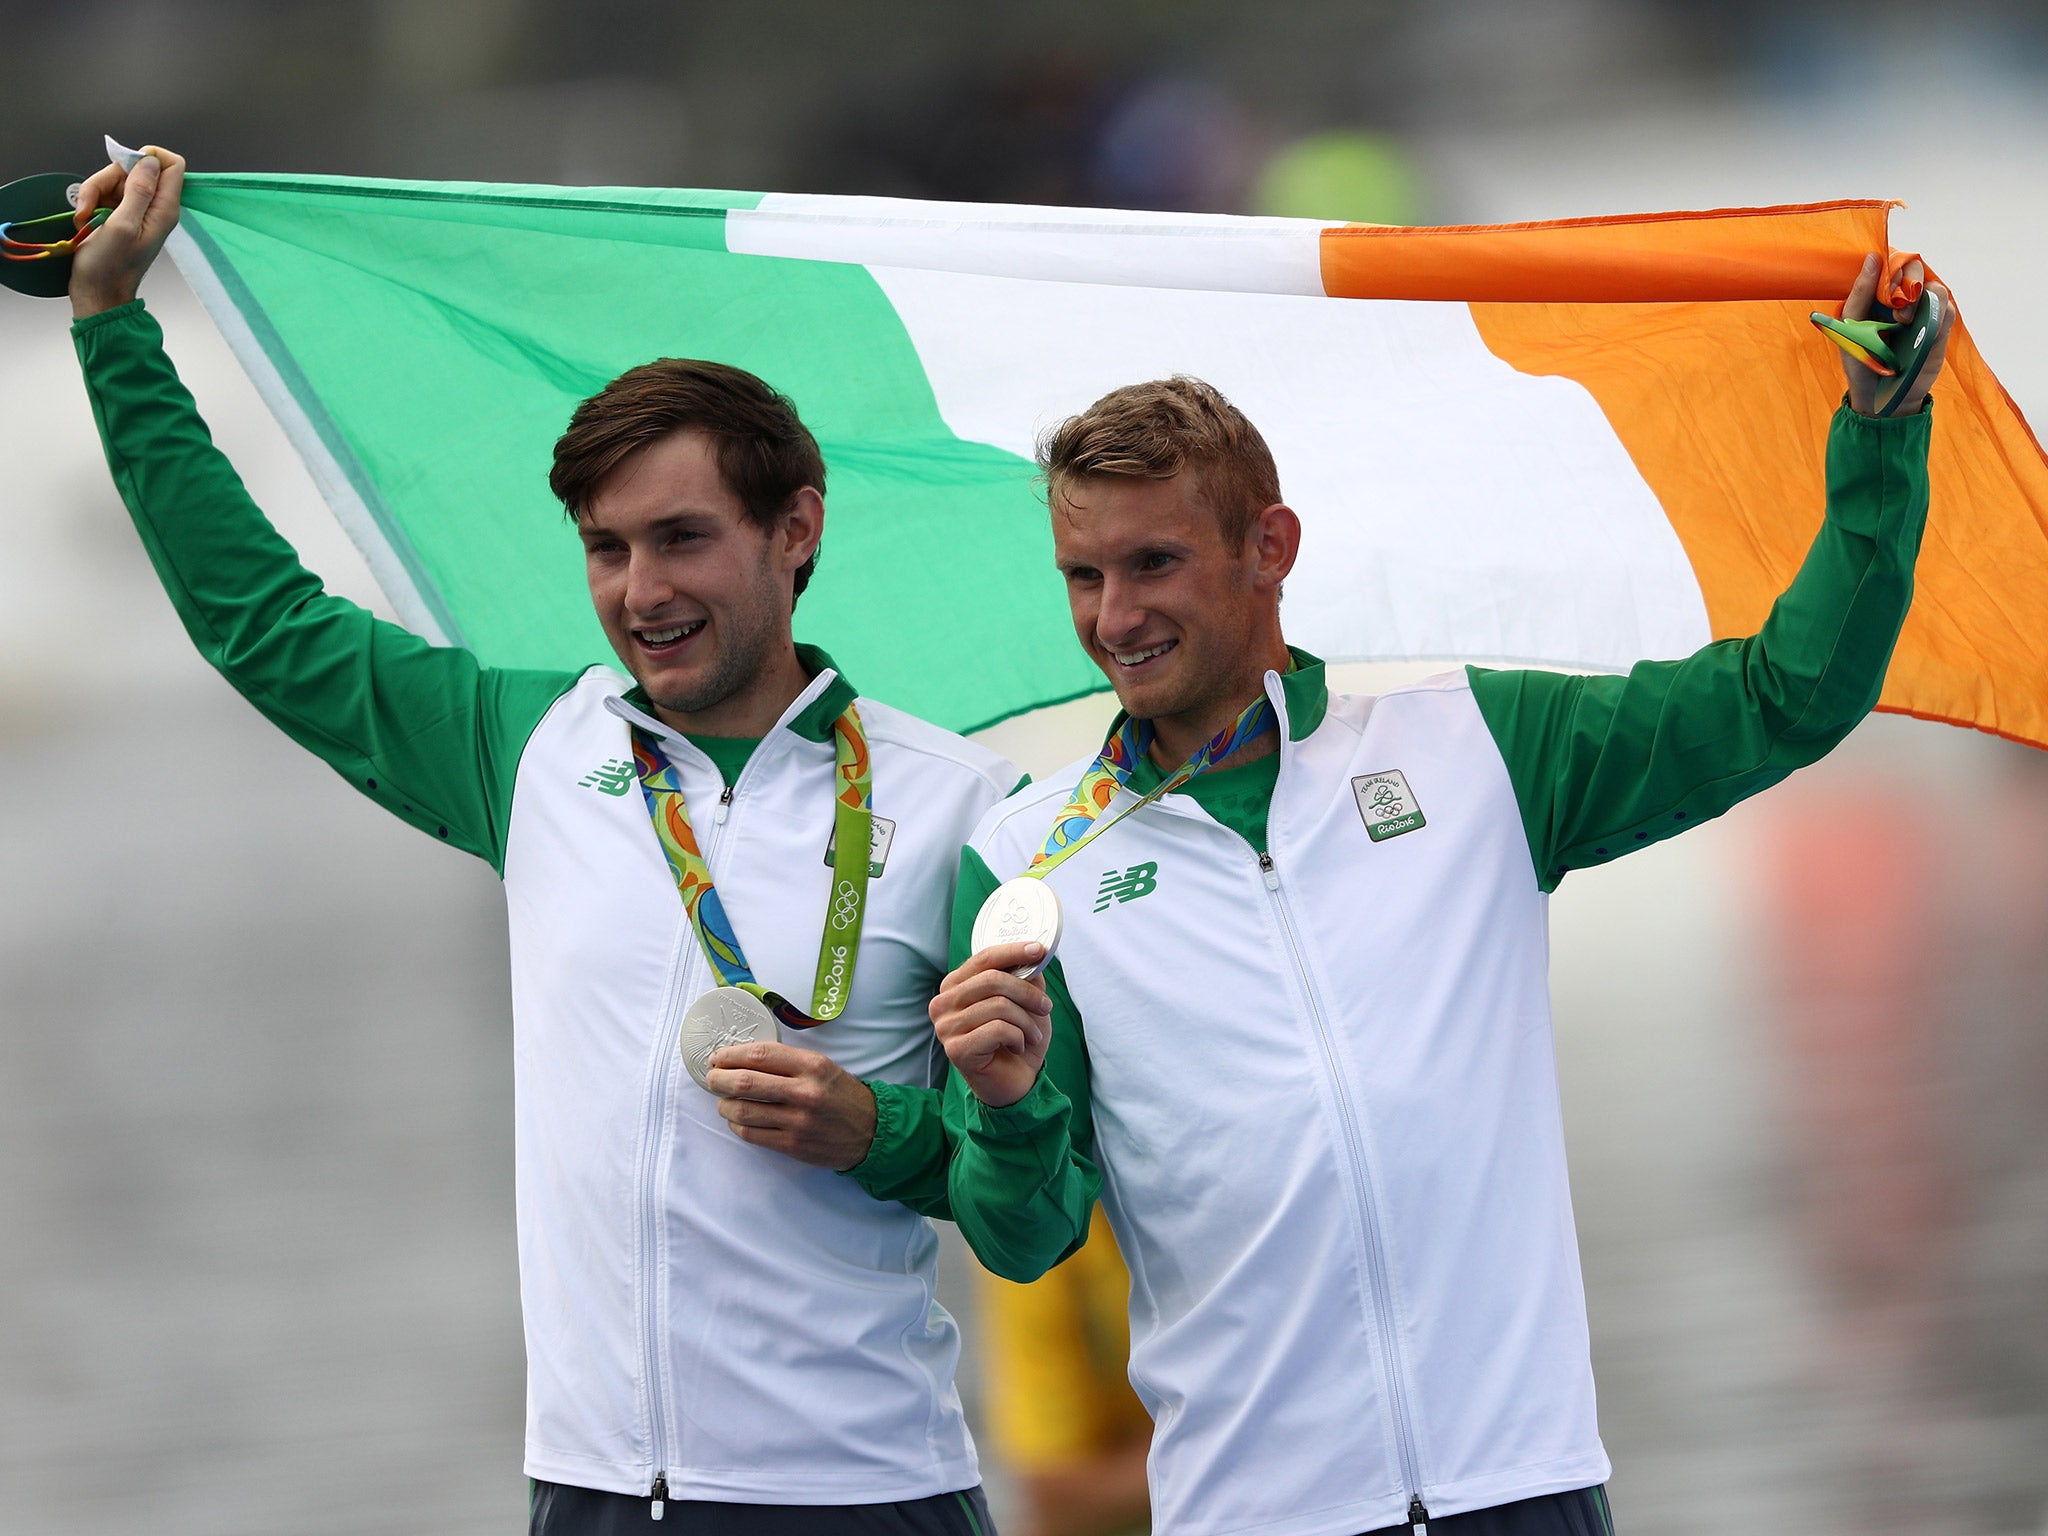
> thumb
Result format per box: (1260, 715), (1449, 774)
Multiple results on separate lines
(105, 154), (160, 233)
(1841, 251), (1880, 323)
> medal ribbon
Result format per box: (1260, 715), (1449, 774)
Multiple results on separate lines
(0, 206), (108, 262)
(631, 705), (873, 1030)
(1027, 691), (1277, 880)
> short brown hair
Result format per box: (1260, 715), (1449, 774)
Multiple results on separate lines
(550, 359), (826, 600)
(1037, 376), (1280, 548)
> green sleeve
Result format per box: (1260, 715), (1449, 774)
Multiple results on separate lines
(848, 1079), (957, 1220)
(1470, 397), (1933, 894)
(74, 300), (579, 874)
(850, 845), (1101, 1278)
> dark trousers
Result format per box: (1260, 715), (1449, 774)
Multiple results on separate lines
(1363, 1487), (1613, 1536)
(529, 1481), (994, 1536)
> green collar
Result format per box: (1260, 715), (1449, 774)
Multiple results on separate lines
(1279, 645), (1328, 740)
(786, 643), (858, 742)
(1114, 644), (1328, 789)
(621, 642), (857, 744)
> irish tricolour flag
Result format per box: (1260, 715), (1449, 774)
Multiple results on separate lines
(164, 177), (2048, 747)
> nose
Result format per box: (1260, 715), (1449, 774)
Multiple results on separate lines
(623, 547), (674, 618)
(1095, 572), (1149, 650)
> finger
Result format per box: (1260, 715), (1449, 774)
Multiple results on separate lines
(1892, 257), (1925, 320)
(73, 163), (126, 227)
(942, 962), (1053, 1007)
(1921, 283), (1956, 362)
(706, 1065), (828, 1105)
(1897, 283), (1958, 412)
(727, 1122), (817, 1156)
(103, 155), (161, 237)
(709, 1040), (823, 1078)
(944, 1000), (1048, 1058)
(1929, 281), (1956, 335)
(942, 941), (1046, 989)
(937, 974), (1048, 1024)
(948, 1018), (1033, 1064)
(139, 144), (185, 223)
(1840, 251), (1880, 323)
(704, 1068), (786, 1103)
(936, 990), (1049, 1039)
(717, 1096), (801, 1130)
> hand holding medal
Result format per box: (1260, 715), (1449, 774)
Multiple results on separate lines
(929, 942), (1056, 1109)
(942, 689), (1279, 1106)
(701, 1037), (881, 1171)
(5, 140), (190, 317)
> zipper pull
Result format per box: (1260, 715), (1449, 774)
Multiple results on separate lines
(1408, 1496), (1430, 1535)
(1258, 851), (1280, 890)
(715, 785), (734, 825)
(651, 1471), (668, 1520)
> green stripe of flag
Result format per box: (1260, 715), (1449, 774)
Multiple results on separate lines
(179, 175), (1104, 732)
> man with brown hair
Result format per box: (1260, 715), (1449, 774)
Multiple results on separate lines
(855, 261), (1952, 1536)
(64, 147), (1011, 1535)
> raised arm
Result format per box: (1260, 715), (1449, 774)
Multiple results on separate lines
(71, 150), (576, 872)
(1472, 258), (1950, 893)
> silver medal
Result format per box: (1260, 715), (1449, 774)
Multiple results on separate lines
(678, 985), (781, 1089)
(970, 876), (1063, 978)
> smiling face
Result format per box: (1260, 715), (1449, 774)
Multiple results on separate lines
(1053, 471), (1297, 758)
(577, 428), (819, 729)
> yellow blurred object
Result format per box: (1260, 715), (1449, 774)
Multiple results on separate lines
(978, 1207), (1152, 1535)
(1250, 129), (1422, 226)
(978, 1206), (1151, 1470)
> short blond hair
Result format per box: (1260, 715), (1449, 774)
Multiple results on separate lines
(1037, 376), (1281, 549)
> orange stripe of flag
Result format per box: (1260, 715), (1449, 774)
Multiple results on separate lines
(1472, 297), (2048, 752)
(1320, 200), (2048, 750)
(1319, 201), (1914, 304)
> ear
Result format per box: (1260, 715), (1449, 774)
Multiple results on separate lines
(1246, 502), (1300, 594)
(775, 485), (825, 577)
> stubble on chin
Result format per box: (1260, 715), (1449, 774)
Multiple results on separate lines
(642, 634), (755, 719)
(641, 594), (786, 721)
(1102, 659), (1192, 726)
(631, 553), (785, 721)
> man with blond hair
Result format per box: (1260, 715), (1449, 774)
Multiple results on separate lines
(836, 257), (1951, 1536)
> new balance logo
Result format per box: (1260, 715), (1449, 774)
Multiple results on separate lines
(579, 758), (635, 796)
(1094, 861), (1160, 912)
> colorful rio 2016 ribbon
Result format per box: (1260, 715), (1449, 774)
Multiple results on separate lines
(0, 206), (107, 262)
(631, 707), (873, 1030)
(1026, 688), (1278, 881)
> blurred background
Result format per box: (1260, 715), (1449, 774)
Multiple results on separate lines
(4, 1), (2047, 1532)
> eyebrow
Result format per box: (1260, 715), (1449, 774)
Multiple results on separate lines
(577, 510), (718, 540)
(1057, 536), (1195, 567)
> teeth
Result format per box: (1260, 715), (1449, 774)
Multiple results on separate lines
(1113, 640), (1175, 667)
(640, 621), (703, 646)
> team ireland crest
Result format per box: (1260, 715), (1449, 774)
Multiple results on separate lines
(823, 814), (896, 878)
(1352, 770), (1426, 842)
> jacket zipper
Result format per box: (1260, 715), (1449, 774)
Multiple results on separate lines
(633, 919), (688, 1512)
(1258, 849), (1429, 1527)
(634, 756), (747, 1511)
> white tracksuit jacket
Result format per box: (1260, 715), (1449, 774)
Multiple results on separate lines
(966, 673), (1607, 1536)
(508, 668), (1013, 1500)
